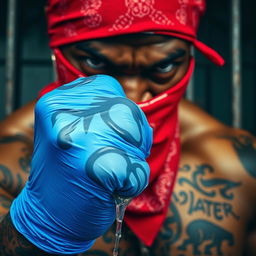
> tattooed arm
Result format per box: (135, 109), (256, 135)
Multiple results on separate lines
(0, 100), (36, 216)
(0, 213), (54, 256)
(220, 131), (256, 256)
(0, 100), (54, 254)
(220, 133), (256, 179)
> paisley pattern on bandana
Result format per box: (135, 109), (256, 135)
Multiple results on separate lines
(46, 0), (206, 48)
(110, 0), (173, 31)
(176, 0), (188, 25)
(63, 23), (77, 38)
(129, 123), (179, 212)
(80, 0), (102, 28)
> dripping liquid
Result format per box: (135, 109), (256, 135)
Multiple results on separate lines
(113, 195), (132, 256)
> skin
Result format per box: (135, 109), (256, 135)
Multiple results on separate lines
(61, 34), (191, 102)
(0, 34), (256, 256)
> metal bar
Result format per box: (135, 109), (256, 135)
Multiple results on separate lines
(186, 69), (194, 101)
(5, 0), (18, 115)
(186, 47), (195, 101)
(231, 0), (242, 128)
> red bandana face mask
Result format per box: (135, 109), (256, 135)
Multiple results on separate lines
(39, 49), (194, 246)
(126, 58), (194, 246)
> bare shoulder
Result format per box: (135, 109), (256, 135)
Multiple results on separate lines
(0, 100), (36, 138)
(0, 100), (36, 208)
(179, 99), (256, 189)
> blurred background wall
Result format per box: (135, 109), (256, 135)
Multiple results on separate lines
(0, 0), (255, 134)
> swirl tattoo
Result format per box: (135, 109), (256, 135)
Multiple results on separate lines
(86, 147), (148, 196)
(51, 88), (147, 194)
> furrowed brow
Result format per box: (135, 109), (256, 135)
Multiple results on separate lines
(75, 44), (116, 67)
(149, 49), (187, 69)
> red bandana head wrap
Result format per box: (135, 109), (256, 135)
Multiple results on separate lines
(41, 0), (224, 247)
(46, 0), (224, 66)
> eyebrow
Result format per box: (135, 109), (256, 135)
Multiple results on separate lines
(149, 49), (187, 69)
(75, 43), (117, 67)
(75, 43), (187, 70)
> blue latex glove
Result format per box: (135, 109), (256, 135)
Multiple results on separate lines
(10, 75), (152, 255)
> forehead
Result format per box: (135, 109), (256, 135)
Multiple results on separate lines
(69, 34), (190, 64)
(75, 34), (189, 49)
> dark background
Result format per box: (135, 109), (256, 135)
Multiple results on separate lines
(0, 0), (255, 134)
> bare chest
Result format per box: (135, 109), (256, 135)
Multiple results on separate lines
(150, 157), (251, 256)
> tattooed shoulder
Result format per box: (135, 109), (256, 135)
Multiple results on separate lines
(220, 134), (256, 179)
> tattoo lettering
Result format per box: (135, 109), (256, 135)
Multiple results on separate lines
(221, 135), (256, 178)
(177, 190), (239, 220)
(178, 219), (234, 255)
(177, 165), (240, 220)
(179, 164), (241, 199)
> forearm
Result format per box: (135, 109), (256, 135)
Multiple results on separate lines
(0, 134), (33, 197)
(0, 213), (54, 256)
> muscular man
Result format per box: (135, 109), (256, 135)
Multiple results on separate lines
(1, 0), (256, 255)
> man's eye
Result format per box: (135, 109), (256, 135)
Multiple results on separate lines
(155, 63), (175, 73)
(84, 58), (105, 69)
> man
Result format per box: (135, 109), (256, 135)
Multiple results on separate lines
(0, 0), (256, 255)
